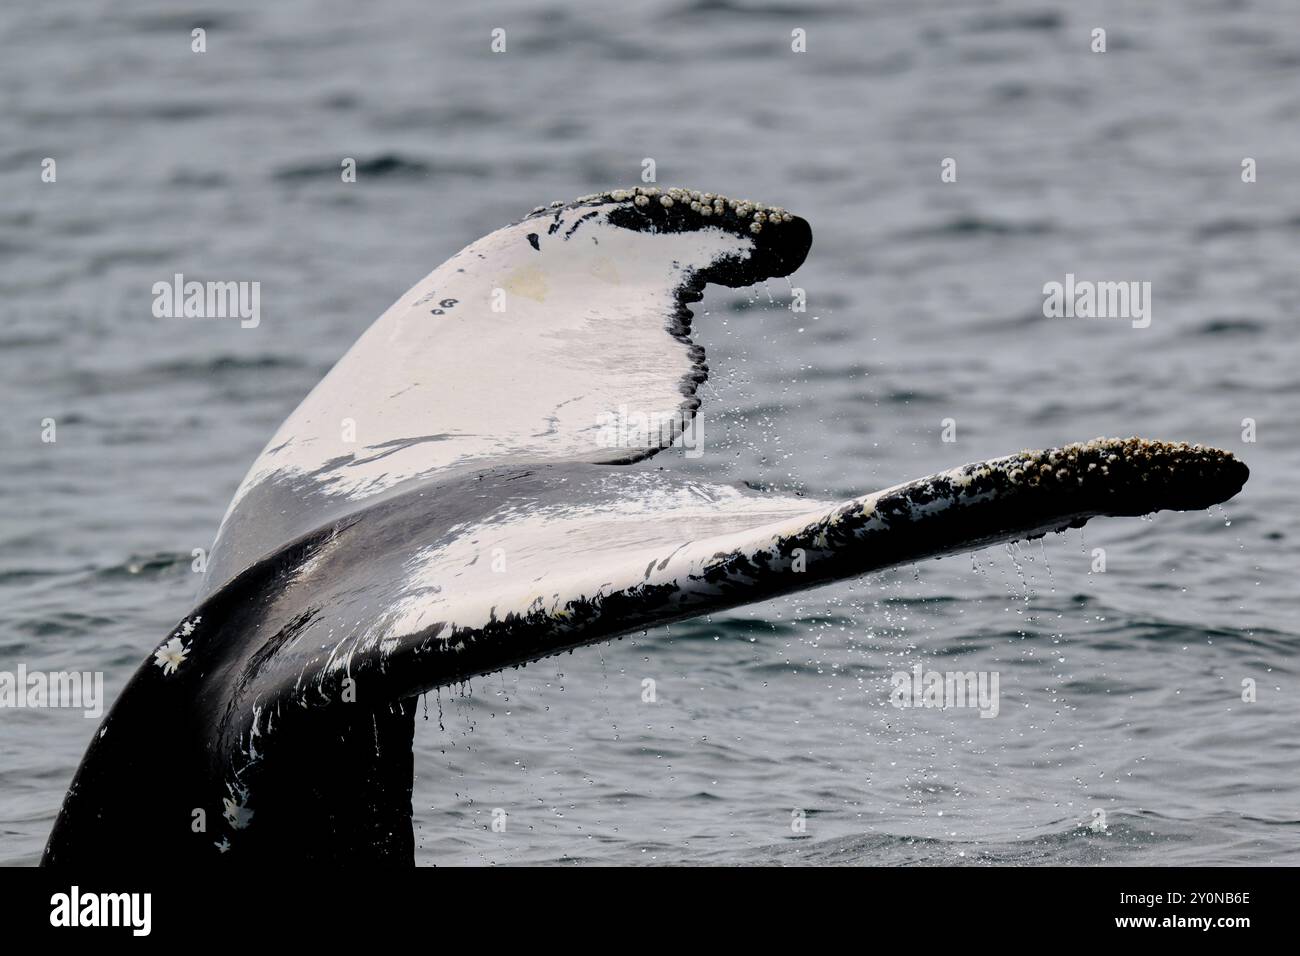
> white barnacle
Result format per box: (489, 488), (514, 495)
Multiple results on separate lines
(749, 221), (763, 234)
(153, 637), (189, 675)
(223, 796), (254, 830)
(660, 195), (674, 207)
(634, 194), (650, 207)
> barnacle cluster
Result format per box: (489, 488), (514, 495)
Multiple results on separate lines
(533, 186), (796, 234)
(921, 437), (1247, 514)
(856, 436), (1248, 536)
(983, 438), (1237, 492)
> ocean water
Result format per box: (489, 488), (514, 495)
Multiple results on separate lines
(2, 0), (1297, 866)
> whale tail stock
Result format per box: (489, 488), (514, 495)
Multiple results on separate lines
(42, 189), (1248, 865)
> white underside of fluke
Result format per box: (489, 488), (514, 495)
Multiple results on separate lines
(221, 203), (749, 517)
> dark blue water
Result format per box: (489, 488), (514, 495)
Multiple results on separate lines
(2, 0), (1297, 865)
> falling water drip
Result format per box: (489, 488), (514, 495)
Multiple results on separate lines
(1005, 542), (1030, 603)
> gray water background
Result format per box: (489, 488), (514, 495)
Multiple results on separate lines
(1, 0), (1297, 865)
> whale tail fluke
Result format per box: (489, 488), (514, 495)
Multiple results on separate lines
(43, 190), (1248, 865)
(43, 439), (1245, 864)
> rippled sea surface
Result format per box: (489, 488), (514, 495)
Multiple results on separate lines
(2, 0), (1297, 866)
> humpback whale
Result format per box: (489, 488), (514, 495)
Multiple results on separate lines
(42, 187), (1248, 865)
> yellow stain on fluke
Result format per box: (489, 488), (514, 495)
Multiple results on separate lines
(504, 265), (549, 302)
